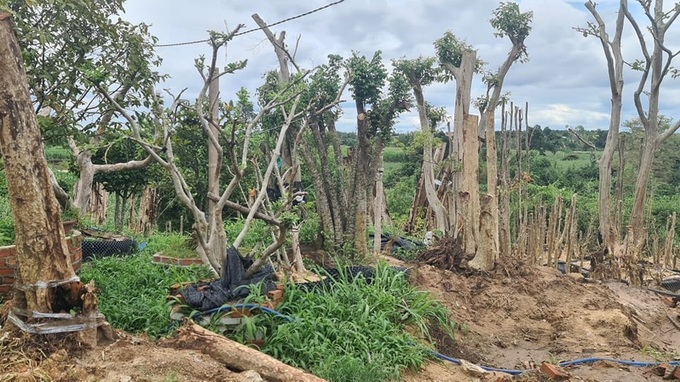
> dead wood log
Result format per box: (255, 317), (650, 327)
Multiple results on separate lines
(167, 321), (325, 382)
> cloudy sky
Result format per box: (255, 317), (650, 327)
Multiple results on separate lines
(122, 0), (680, 133)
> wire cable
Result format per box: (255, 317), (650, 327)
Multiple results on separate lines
(155, 0), (345, 48)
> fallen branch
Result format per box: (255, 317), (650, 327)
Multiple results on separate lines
(166, 321), (325, 382)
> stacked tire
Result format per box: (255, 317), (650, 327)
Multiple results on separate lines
(82, 239), (136, 261)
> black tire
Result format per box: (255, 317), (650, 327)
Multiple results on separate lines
(82, 239), (136, 261)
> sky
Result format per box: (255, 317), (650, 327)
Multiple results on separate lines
(122, 0), (680, 133)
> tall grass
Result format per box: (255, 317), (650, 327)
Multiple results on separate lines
(78, 249), (213, 338)
(216, 263), (457, 382)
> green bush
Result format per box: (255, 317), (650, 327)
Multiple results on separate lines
(386, 174), (417, 224)
(52, 170), (77, 196)
(44, 146), (71, 162)
(224, 218), (268, 248)
(298, 214), (320, 244)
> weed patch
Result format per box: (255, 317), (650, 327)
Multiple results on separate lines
(205, 262), (457, 382)
(78, 251), (212, 338)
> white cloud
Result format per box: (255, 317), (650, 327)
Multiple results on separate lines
(121, 0), (680, 133)
(531, 104), (610, 129)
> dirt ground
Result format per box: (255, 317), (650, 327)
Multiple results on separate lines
(2, 252), (680, 382)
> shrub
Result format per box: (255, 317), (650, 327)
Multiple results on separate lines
(224, 218), (268, 249)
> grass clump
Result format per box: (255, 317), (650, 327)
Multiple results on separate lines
(78, 248), (213, 338)
(224, 262), (456, 382)
(143, 232), (199, 259)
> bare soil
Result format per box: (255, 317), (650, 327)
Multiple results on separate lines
(2, 251), (680, 382)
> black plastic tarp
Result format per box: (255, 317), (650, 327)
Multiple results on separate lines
(179, 247), (276, 312)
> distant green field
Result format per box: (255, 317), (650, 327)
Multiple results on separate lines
(543, 150), (596, 171)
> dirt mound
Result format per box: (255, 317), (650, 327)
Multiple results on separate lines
(0, 329), (256, 382)
(408, 258), (680, 381)
(416, 236), (466, 271)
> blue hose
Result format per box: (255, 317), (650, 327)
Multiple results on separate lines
(190, 304), (680, 374)
(189, 303), (294, 321)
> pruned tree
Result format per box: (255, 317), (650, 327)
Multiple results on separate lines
(100, 27), (344, 276)
(435, 32), (478, 239)
(346, 52), (411, 258)
(577, 0), (625, 255)
(393, 57), (449, 234)
(429, 2), (532, 270)
(467, 1), (532, 270)
(8, 0), (162, 214)
(296, 55), (351, 249)
(582, 0), (680, 269)
(0, 12), (85, 333)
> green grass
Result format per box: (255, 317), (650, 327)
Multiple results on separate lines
(544, 150), (595, 172)
(143, 232), (198, 259)
(204, 262), (457, 382)
(78, 249), (213, 338)
(44, 145), (71, 162)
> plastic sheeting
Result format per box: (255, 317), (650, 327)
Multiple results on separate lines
(179, 247), (276, 312)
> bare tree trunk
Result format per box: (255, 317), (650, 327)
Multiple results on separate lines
(461, 114), (480, 257)
(484, 109), (500, 254)
(615, 136), (626, 234)
(73, 152), (95, 212)
(628, 138), (656, 253)
(207, 68), (220, 235)
(499, 103), (512, 256)
(169, 322), (325, 382)
(136, 186), (157, 234)
(252, 13), (298, 188)
(352, 110), (372, 259)
(373, 165), (384, 257)
(564, 195), (578, 271)
(414, 82), (448, 234)
(299, 142), (340, 246)
(87, 182), (108, 225)
(584, 0), (625, 253)
(664, 212), (676, 267)
(0, 13), (77, 317)
(444, 50), (475, 235)
(290, 226), (305, 273)
(468, 194), (499, 271)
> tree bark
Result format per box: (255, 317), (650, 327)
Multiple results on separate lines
(0, 13), (77, 316)
(445, 50), (476, 235)
(413, 82), (448, 234)
(352, 110), (371, 258)
(498, 103), (512, 256)
(372, 164), (384, 257)
(168, 322), (326, 382)
(461, 114), (480, 256)
(467, 194), (499, 271)
(584, 0), (625, 253)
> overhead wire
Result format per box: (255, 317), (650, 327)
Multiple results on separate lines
(154, 0), (345, 48)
